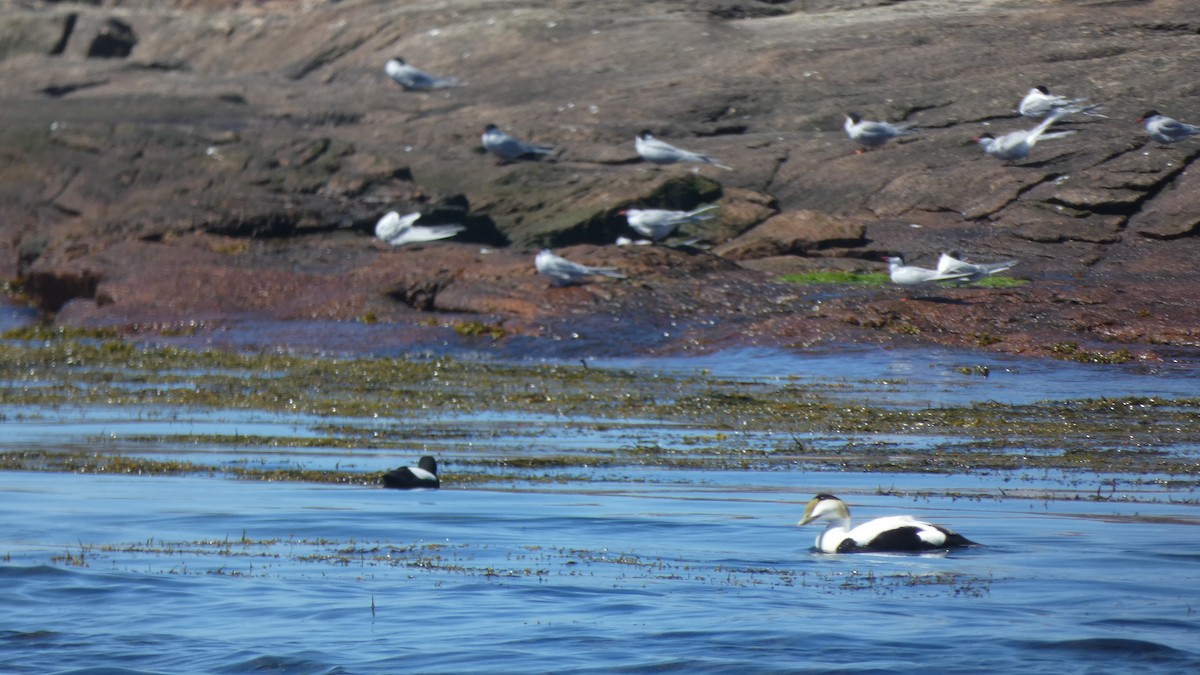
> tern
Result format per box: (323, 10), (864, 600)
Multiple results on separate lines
(1017, 85), (1104, 118)
(382, 456), (440, 489)
(620, 204), (718, 242)
(481, 124), (555, 163)
(1138, 110), (1200, 144)
(798, 494), (978, 554)
(635, 131), (732, 170)
(385, 57), (461, 91)
(976, 111), (1074, 161)
(844, 112), (915, 149)
(535, 249), (627, 287)
(936, 252), (1016, 283)
(375, 211), (464, 247)
(886, 255), (972, 286)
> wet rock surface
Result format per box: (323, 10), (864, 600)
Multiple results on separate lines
(2, 0), (1199, 360)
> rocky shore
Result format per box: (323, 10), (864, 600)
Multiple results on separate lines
(2, 0), (1198, 360)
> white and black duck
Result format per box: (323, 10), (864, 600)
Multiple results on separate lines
(798, 494), (977, 553)
(382, 456), (440, 490)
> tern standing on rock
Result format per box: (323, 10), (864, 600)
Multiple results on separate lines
(375, 211), (464, 247)
(535, 249), (627, 287)
(385, 57), (461, 91)
(1138, 110), (1200, 144)
(843, 112), (915, 150)
(481, 124), (556, 163)
(976, 110), (1074, 161)
(1017, 85), (1103, 118)
(635, 131), (732, 170)
(936, 252), (1016, 283)
(886, 255), (972, 287)
(620, 205), (718, 242)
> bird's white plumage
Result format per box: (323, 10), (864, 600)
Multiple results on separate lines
(622, 205), (718, 241)
(844, 113), (915, 147)
(635, 132), (732, 170)
(382, 456), (440, 489)
(407, 467), (437, 482)
(887, 256), (971, 286)
(375, 211), (464, 247)
(1139, 110), (1200, 144)
(977, 111), (1074, 161)
(481, 124), (555, 162)
(1017, 86), (1102, 118)
(936, 252), (1016, 283)
(385, 57), (461, 91)
(798, 494), (973, 553)
(615, 236), (652, 246)
(535, 249), (626, 286)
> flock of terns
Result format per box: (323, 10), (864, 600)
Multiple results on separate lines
(378, 56), (1198, 292)
(376, 55), (1198, 552)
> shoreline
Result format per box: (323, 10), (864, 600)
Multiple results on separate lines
(2, 1), (1199, 362)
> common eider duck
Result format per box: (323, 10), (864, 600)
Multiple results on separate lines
(382, 456), (440, 490)
(798, 494), (978, 553)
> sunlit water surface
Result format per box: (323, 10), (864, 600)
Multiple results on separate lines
(2, 472), (1198, 675)
(1, 309), (1198, 673)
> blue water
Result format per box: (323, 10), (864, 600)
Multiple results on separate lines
(2, 468), (1199, 674)
(598, 346), (1200, 407)
(3, 305), (1200, 673)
